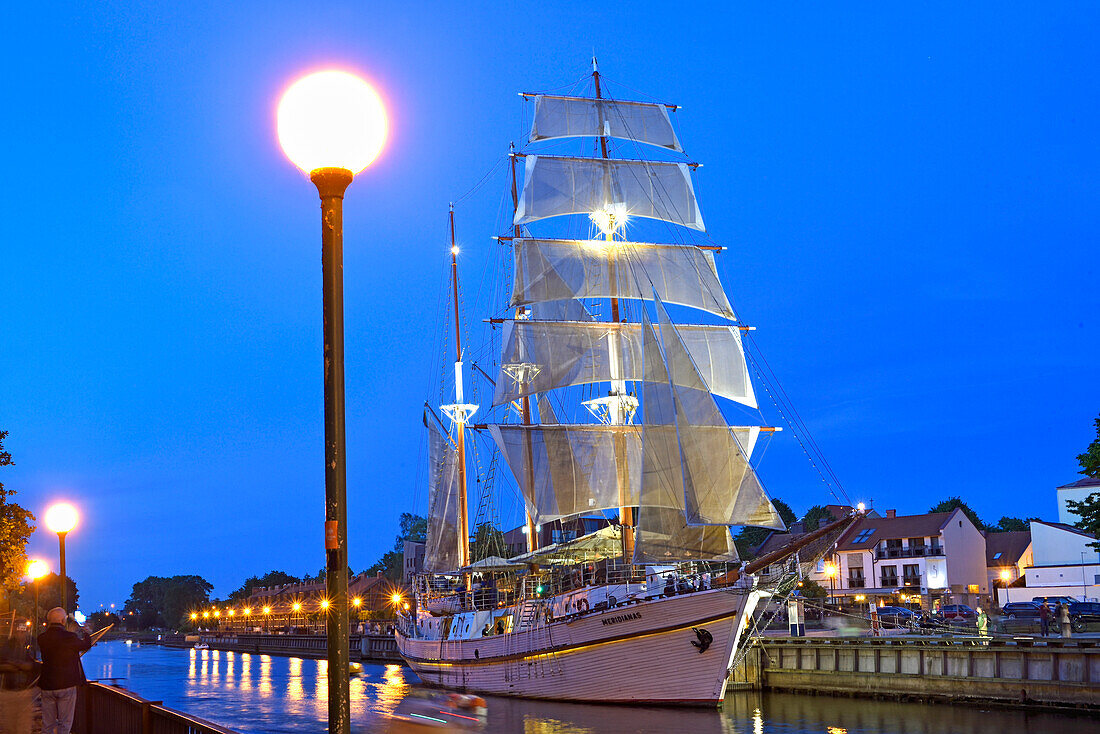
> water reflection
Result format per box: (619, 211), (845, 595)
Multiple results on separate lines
(81, 643), (1097, 734)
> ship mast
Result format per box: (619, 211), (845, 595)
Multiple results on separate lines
(592, 57), (635, 561)
(441, 205), (475, 572)
(510, 145), (540, 554)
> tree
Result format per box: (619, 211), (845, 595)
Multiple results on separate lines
(991, 516), (1040, 532)
(123, 575), (213, 629)
(734, 498), (798, 558)
(471, 523), (506, 561)
(88, 610), (120, 632)
(1063, 414), (1100, 551)
(228, 570), (301, 601)
(928, 497), (988, 531)
(0, 430), (36, 593)
(1066, 493), (1100, 552)
(798, 578), (828, 599)
(1077, 413), (1100, 478)
(10, 573), (78, 622)
(802, 505), (840, 531)
(366, 513), (428, 582)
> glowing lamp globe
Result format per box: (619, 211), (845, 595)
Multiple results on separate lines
(26, 559), (49, 580)
(277, 70), (387, 175)
(45, 503), (79, 534)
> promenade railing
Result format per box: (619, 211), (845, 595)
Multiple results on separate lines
(75, 682), (239, 734)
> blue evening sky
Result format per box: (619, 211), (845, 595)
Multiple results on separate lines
(2, 2), (1098, 608)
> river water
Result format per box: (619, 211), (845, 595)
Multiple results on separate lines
(82, 642), (1094, 733)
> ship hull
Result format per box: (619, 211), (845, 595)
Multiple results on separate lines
(396, 587), (759, 706)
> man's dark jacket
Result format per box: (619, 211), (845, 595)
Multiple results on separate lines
(37, 625), (91, 690)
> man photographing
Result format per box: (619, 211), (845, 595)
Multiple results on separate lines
(37, 608), (92, 734)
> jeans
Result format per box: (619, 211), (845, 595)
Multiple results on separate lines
(40, 686), (78, 734)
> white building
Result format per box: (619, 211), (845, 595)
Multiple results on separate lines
(998, 521), (1100, 604)
(1056, 475), (1100, 524)
(985, 531), (1032, 589)
(829, 508), (988, 608)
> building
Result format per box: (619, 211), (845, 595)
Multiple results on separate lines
(830, 508), (989, 608)
(211, 571), (407, 634)
(1056, 476), (1100, 525)
(403, 539), (425, 584)
(985, 530), (1032, 590)
(998, 521), (1099, 604)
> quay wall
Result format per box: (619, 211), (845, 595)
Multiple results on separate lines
(162, 633), (403, 663)
(742, 637), (1099, 711)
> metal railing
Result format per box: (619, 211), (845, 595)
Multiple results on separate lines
(75, 682), (239, 734)
(874, 546), (944, 560)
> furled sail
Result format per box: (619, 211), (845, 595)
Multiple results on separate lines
(655, 298), (785, 530)
(424, 420), (462, 571)
(514, 155), (705, 231)
(634, 308), (739, 562)
(527, 95), (682, 152)
(511, 238), (734, 319)
(493, 320), (755, 409)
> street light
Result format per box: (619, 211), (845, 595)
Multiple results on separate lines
(26, 559), (49, 651)
(44, 503), (79, 613)
(277, 68), (387, 734)
(823, 562), (838, 607)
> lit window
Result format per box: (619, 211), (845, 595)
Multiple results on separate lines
(852, 529), (875, 544)
(992, 552), (1002, 560)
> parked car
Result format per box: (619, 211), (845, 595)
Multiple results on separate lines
(1031, 595), (1078, 608)
(876, 606), (921, 627)
(937, 604), (977, 623)
(1068, 601), (1100, 633)
(1000, 602), (1041, 620)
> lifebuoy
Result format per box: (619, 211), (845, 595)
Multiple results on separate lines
(576, 598), (589, 614)
(608, 595), (618, 608)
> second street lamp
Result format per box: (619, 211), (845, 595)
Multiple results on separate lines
(26, 559), (49, 652)
(277, 68), (387, 734)
(44, 502), (79, 614)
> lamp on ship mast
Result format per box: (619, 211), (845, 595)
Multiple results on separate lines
(277, 68), (387, 734)
(439, 205), (477, 575)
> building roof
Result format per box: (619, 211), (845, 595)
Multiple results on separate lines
(1031, 520), (1097, 539)
(1057, 476), (1100, 489)
(752, 530), (804, 557)
(835, 511), (958, 552)
(985, 531), (1031, 565)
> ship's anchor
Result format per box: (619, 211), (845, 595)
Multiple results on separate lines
(691, 627), (713, 654)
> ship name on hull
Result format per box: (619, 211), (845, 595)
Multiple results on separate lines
(601, 611), (642, 626)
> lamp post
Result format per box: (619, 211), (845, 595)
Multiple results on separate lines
(44, 503), (79, 614)
(278, 69), (387, 734)
(26, 559), (49, 652)
(824, 561), (838, 607)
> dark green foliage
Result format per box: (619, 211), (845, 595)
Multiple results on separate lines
(366, 513), (428, 582)
(928, 497), (988, 531)
(0, 431), (36, 592)
(10, 574), (78, 622)
(1066, 492), (1100, 552)
(734, 498), (798, 558)
(1077, 413), (1100, 478)
(228, 570), (302, 601)
(798, 578), (828, 599)
(801, 505), (839, 531)
(123, 575), (213, 629)
(471, 523), (506, 561)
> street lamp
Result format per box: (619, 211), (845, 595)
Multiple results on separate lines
(823, 562), (838, 607)
(26, 559), (49, 651)
(277, 68), (387, 734)
(44, 503), (79, 613)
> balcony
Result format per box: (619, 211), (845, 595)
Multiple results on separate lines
(874, 546), (944, 560)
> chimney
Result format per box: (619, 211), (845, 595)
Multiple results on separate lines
(886, 509), (896, 519)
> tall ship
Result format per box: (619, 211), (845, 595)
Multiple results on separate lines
(396, 61), (856, 706)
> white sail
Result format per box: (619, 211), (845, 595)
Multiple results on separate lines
(511, 238), (734, 319)
(493, 319), (755, 409)
(424, 420), (462, 571)
(527, 95), (682, 152)
(655, 298), (785, 530)
(635, 307), (739, 562)
(487, 424), (642, 524)
(487, 422), (759, 526)
(514, 155), (705, 231)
